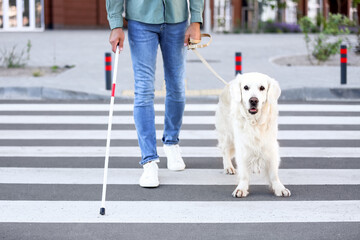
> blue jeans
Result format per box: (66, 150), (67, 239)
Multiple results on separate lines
(127, 20), (187, 165)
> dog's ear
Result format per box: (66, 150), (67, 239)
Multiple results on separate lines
(229, 77), (242, 103)
(267, 78), (281, 104)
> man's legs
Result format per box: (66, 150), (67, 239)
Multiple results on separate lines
(159, 21), (187, 170)
(128, 20), (160, 186)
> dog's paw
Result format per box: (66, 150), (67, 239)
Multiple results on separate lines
(273, 187), (291, 197)
(232, 188), (249, 198)
(224, 167), (236, 175)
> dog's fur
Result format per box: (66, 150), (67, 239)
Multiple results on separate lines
(215, 73), (291, 197)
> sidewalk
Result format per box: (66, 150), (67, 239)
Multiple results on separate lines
(0, 30), (359, 100)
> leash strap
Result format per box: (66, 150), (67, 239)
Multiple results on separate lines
(188, 33), (212, 49)
(188, 34), (228, 85)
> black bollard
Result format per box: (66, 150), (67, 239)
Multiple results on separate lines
(105, 53), (112, 90)
(340, 45), (347, 85)
(235, 52), (242, 75)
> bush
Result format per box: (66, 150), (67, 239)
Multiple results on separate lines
(299, 14), (353, 64)
(312, 35), (342, 61)
(323, 13), (355, 35)
(0, 40), (32, 68)
(355, 29), (360, 55)
(299, 16), (319, 33)
(51, 65), (59, 72)
(32, 70), (43, 77)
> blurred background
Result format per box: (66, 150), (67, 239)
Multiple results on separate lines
(0, 0), (359, 99)
(0, 0), (358, 32)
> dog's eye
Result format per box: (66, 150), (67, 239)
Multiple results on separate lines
(260, 86), (265, 91)
(244, 85), (249, 91)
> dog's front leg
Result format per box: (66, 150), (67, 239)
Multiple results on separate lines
(265, 148), (291, 197)
(232, 131), (249, 197)
(232, 154), (250, 198)
(222, 146), (236, 175)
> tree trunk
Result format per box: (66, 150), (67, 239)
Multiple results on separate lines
(276, 0), (285, 22)
(336, 0), (341, 13)
(252, 0), (259, 32)
(276, 0), (281, 22)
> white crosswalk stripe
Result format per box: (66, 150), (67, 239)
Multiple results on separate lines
(1, 115), (360, 124)
(0, 101), (359, 226)
(1, 168), (359, 185)
(0, 103), (359, 112)
(1, 200), (359, 223)
(0, 146), (359, 157)
(0, 130), (359, 140)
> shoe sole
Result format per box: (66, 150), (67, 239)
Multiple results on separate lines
(167, 166), (186, 171)
(139, 180), (160, 188)
(140, 184), (159, 188)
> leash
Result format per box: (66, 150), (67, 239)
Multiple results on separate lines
(188, 33), (228, 85)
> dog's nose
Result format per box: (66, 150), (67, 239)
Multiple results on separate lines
(249, 97), (259, 106)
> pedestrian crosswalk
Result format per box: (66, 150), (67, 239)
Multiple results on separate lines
(1, 130), (360, 139)
(1, 168), (360, 185)
(0, 100), (359, 238)
(1, 115), (360, 124)
(0, 146), (360, 157)
(2, 200), (359, 223)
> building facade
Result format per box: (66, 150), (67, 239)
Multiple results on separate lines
(0, 0), (358, 32)
(0, 0), (108, 31)
(229, 0), (359, 30)
(0, 0), (45, 31)
(43, 0), (108, 29)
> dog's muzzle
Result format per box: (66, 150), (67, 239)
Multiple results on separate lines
(249, 97), (258, 114)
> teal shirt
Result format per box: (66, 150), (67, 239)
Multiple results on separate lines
(106, 0), (204, 29)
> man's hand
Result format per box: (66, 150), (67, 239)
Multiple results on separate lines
(184, 22), (201, 46)
(109, 28), (125, 53)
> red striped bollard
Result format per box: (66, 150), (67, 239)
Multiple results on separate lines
(105, 53), (112, 90)
(340, 45), (347, 85)
(235, 52), (242, 75)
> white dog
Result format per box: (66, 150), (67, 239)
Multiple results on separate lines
(215, 73), (291, 198)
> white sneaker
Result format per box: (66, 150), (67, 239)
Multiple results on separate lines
(163, 144), (186, 171)
(139, 160), (159, 188)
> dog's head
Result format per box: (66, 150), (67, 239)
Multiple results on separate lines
(229, 73), (281, 117)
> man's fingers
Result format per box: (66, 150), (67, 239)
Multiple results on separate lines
(189, 38), (201, 44)
(111, 41), (119, 53)
(109, 38), (119, 53)
(111, 41), (117, 53)
(190, 31), (201, 43)
(184, 33), (190, 46)
(118, 38), (124, 51)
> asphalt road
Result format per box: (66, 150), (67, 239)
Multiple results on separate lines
(0, 99), (359, 240)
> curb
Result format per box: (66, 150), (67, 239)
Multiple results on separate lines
(280, 87), (360, 101)
(0, 87), (109, 100)
(0, 87), (359, 101)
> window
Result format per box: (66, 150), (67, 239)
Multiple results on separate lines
(9, 0), (17, 27)
(23, 0), (30, 27)
(0, 0), (44, 31)
(0, 0), (3, 28)
(35, 0), (41, 28)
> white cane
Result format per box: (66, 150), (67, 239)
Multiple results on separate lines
(100, 45), (120, 215)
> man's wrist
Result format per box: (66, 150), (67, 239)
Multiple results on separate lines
(190, 22), (201, 27)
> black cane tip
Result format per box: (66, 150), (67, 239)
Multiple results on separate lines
(100, 207), (105, 215)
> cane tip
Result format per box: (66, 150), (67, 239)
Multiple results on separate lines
(100, 207), (105, 215)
